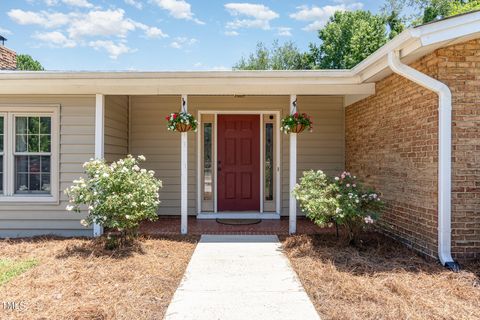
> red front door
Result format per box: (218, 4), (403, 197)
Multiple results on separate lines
(217, 115), (260, 211)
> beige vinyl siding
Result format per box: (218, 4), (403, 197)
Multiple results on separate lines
(129, 95), (344, 216)
(283, 95), (345, 214)
(129, 95), (195, 215)
(0, 95), (95, 237)
(104, 95), (129, 162)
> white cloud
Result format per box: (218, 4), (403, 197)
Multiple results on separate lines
(125, 0), (143, 9)
(152, 0), (204, 24)
(225, 3), (279, 20)
(226, 19), (270, 30)
(67, 9), (136, 39)
(277, 27), (292, 37)
(170, 36), (197, 49)
(8, 8), (165, 40)
(133, 22), (168, 38)
(8, 8), (167, 59)
(0, 27), (12, 35)
(144, 26), (168, 38)
(8, 9), (71, 28)
(62, 0), (93, 8)
(32, 31), (77, 47)
(89, 40), (134, 59)
(290, 3), (363, 32)
(225, 3), (279, 30)
(43, 0), (94, 8)
(224, 30), (239, 36)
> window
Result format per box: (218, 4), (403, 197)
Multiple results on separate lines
(14, 117), (52, 194)
(201, 114), (215, 212)
(203, 123), (212, 201)
(0, 107), (58, 202)
(264, 122), (274, 201)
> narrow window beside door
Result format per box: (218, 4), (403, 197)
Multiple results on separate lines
(203, 123), (212, 201)
(265, 122), (274, 201)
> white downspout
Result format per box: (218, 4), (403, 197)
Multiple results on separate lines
(387, 51), (458, 270)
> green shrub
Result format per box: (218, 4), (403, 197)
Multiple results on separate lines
(65, 155), (162, 247)
(293, 170), (383, 243)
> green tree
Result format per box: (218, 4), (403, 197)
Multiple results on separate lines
(16, 54), (44, 71)
(312, 11), (388, 69)
(410, 0), (480, 24)
(234, 40), (311, 70)
(446, 0), (480, 15)
(382, 0), (406, 38)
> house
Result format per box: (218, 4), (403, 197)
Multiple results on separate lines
(0, 12), (478, 266)
(0, 36), (16, 70)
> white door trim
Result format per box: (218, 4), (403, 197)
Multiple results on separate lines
(197, 110), (281, 217)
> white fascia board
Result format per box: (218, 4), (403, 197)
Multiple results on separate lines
(0, 79), (374, 95)
(0, 70), (355, 80)
(355, 11), (480, 83)
(415, 11), (480, 45)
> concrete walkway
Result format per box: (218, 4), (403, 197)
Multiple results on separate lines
(164, 235), (320, 320)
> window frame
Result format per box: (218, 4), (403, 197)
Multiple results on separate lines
(263, 114), (276, 212)
(0, 105), (60, 203)
(201, 115), (215, 212)
(0, 112), (5, 196)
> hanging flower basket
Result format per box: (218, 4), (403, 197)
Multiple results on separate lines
(175, 123), (192, 132)
(166, 112), (198, 132)
(291, 123), (306, 134)
(280, 112), (313, 134)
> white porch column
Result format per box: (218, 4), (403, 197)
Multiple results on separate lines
(93, 94), (105, 237)
(181, 95), (188, 234)
(289, 95), (297, 234)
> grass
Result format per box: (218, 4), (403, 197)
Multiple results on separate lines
(282, 232), (480, 320)
(0, 259), (38, 286)
(0, 235), (198, 320)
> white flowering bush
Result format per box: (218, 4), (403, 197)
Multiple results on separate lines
(65, 155), (162, 246)
(293, 170), (383, 243)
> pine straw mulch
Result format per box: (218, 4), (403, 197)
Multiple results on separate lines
(0, 235), (198, 320)
(281, 232), (480, 320)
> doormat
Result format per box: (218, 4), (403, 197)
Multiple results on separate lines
(216, 218), (262, 226)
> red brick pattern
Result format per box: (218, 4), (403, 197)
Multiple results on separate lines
(140, 217), (330, 236)
(0, 46), (16, 70)
(346, 39), (480, 261)
(438, 40), (480, 260)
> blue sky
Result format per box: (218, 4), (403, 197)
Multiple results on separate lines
(0, 0), (388, 71)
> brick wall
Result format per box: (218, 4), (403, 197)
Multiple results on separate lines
(346, 39), (480, 261)
(0, 45), (17, 70)
(438, 40), (480, 260)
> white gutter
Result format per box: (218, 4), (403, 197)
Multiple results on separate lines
(387, 51), (459, 271)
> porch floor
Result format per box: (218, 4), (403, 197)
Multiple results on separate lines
(139, 216), (329, 235)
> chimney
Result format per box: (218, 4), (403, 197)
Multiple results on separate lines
(0, 35), (17, 70)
